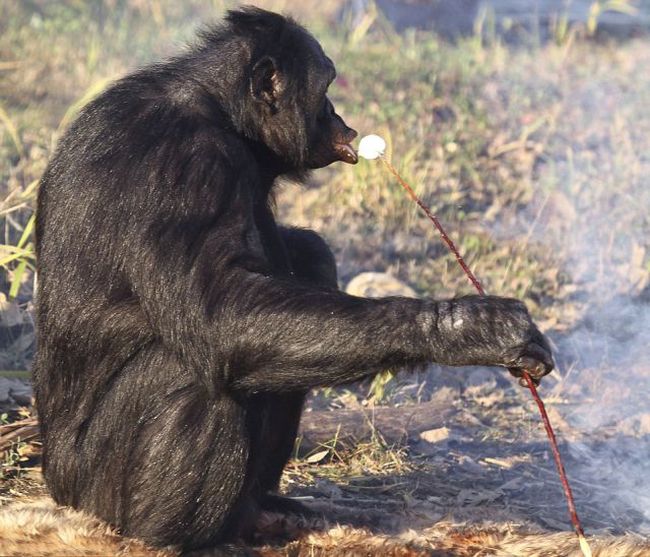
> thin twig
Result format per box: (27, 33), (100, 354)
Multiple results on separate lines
(380, 156), (592, 557)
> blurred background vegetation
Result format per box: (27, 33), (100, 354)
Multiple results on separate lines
(0, 0), (649, 397)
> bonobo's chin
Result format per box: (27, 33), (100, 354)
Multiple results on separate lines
(308, 144), (358, 169)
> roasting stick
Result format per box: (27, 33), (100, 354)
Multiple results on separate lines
(357, 135), (592, 557)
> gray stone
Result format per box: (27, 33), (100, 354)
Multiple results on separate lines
(419, 426), (451, 444)
(345, 272), (417, 299)
(0, 377), (12, 402)
(10, 382), (33, 406)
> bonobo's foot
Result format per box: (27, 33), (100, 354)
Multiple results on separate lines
(427, 295), (555, 386)
(259, 494), (318, 518)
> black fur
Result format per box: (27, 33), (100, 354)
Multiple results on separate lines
(33, 7), (553, 552)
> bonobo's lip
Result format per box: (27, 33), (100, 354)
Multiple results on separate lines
(334, 143), (358, 164)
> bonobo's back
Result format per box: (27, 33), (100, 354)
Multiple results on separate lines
(32, 37), (246, 497)
(31, 10), (305, 527)
(32, 24), (254, 427)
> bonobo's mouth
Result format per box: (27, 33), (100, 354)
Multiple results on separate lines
(334, 143), (358, 164)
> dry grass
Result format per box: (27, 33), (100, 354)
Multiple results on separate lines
(0, 495), (648, 556)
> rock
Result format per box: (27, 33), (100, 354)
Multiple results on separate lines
(373, 0), (479, 37)
(0, 378), (12, 403)
(345, 272), (417, 298)
(365, 0), (650, 40)
(419, 426), (451, 444)
(10, 383), (33, 406)
(0, 378), (33, 408)
(457, 456), (485, 475)
(416, 426), (455, 455)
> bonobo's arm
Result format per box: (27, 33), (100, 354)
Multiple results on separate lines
(125, 150), (552, 392)
(132, 233), (552, 392)
(219, 273), (553, 392)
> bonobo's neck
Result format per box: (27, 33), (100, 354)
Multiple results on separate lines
(176, 43), (250, 124)
(247, 140), (312, 202)
(246, 138), (308, 184)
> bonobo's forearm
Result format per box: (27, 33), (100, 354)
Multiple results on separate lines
(227, 284), (433, 391)
(134, 249), (552, 391)
(225, 274), (553, 392)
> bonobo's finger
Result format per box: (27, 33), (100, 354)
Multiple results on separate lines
(520, 351), (554, 376)
(518, 375), (539, 388)
(509, 366), (542, 387)
(507, 342), (554, 386)
(530, 327), (553, 355)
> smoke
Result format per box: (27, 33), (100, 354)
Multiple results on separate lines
(555, 286), (650, 530)
(351, 1), (650, 531)
(493, 53), (650, 532)
(554, 270), (650, 532)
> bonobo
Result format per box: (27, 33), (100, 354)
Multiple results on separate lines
(33, 6), (553, 553)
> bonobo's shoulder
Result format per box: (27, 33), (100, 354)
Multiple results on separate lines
(63, 68), (244, 159)
(87, 67), (214, 128)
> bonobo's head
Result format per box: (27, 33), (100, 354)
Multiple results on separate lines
(205, 8), (358, 172)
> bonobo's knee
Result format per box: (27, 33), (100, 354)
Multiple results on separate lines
(280, 227), (338, 289)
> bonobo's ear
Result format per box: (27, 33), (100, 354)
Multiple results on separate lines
(251, 56), (284, 111)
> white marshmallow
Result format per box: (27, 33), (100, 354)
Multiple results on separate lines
(358, 134), (386, 160)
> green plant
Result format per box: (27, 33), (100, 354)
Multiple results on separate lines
(368, 369), (395, 403)
(0, 214), (35, 299)
(587, 0), (638, 35)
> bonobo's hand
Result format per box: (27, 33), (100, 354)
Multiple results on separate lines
(425, 295), (554, 385)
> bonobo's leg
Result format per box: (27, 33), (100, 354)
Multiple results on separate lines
(256, 227), (338, 510)
(280, 227), (338, 290)
(52, 343), (257, 551)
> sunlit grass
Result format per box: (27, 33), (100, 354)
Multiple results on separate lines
(0, 0), (648, 376)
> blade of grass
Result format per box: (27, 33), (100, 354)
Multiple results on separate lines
(9, 259), (28, 299)
(0, 102), (24, 159)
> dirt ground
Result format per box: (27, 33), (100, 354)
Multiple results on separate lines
(1, 357), (649, 555)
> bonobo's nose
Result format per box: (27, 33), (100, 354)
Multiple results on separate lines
(345, 126), (358, 143)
